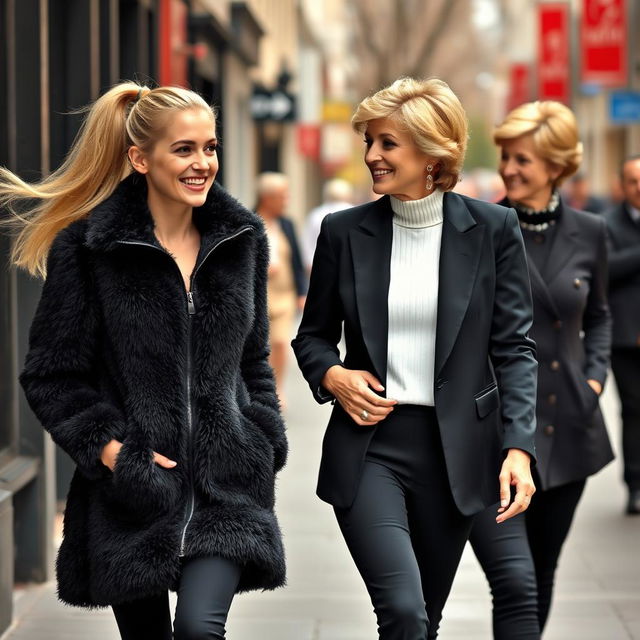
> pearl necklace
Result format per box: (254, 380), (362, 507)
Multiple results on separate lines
(511, 191), (561, 232)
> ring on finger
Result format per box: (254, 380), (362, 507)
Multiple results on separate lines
(360, 409), (369, 421)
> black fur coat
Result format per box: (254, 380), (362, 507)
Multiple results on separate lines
(20, 173), (287, 607)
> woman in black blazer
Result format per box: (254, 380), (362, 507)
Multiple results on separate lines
(292, 77), (537, 639)
(469, 101), (614, 639)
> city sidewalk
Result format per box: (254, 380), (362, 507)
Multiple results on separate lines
(2, 366), (639, 639)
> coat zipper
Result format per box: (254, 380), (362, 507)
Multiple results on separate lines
(179, 290), (195, 556)
(117, 226), (252, 557)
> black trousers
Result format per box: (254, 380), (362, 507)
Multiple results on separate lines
(611, 347), (640, 491)
(469, 477), (586, 639)
(111, 555), (241, 640)
(334, 405), (473, 640)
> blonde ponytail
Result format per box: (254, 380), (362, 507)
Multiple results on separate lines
(0, 81), (214, 277)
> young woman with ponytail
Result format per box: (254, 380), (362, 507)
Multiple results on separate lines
(1, 82), (287, 639)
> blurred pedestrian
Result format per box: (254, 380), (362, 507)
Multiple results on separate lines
(563, 171), (608, 213)
(469, 100), (614, 639)
(606, 154), (640, 515)
(255, 172), (307, 407)
(0, 82), (287, 639)
(292, 77), (537, 639)
(302, 178), (354, 271)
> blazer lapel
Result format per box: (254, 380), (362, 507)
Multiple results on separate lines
(527, 257), (560, 318)
(542, 201), (579, 284)
(349, 197), (393, 385)
(435, 192), (485, 376)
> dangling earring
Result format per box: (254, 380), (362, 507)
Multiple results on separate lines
(426, 164), (434, 192)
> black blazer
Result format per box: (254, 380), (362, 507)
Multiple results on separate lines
(278, 216), (307, 297)
(605, 203), (640, 348)
(498, 198), (614, 490)
(292, 192), (537, 516)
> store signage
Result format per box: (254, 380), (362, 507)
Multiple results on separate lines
(250, 87), (296, 122)
(610, 91), (640, 123)
(581, 0), (627, 87)
(322, 101), (352, 123)
(507, 63), (531, 111)
(538, 3), (570, 104)
(297, 124), (321, 160)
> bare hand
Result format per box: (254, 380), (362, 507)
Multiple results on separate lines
(322, 365), (397, 426)
(100, 439), (123, 471)
(496, 448), (535, 523)
(587, 379), (602, 395)
(100, 439), (177, 471)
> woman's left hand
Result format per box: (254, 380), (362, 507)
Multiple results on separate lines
(587, 379), (602, 395)
(496, 448), (536, 523)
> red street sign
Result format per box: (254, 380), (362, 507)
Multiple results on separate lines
(581, 0), (627, 88)
(507, 63), (532, 111)
(538, 3), (570, 104)
(297, 124), (321, 161)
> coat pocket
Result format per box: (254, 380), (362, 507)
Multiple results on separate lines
(474, 384), (500, 419)
(577, 377), (600, 419)
(566, 363), (600, 421)
(104, 435), (182, 521)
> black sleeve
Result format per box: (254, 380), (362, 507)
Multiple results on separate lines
(606, 212), (640, 282)
(281, 217), (308, 296)
(20, 225), (127, 479)
(489, 209), (538, 461)
(583, 219), (612, 384)
(607, 244), (640, 283)
(291, 214), (344, 404)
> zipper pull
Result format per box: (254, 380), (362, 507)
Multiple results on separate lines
(187, 291), (196, 315)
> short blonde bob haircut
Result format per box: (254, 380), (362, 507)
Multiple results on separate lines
(494, 101), (582, 187)
(351, 77), (468, 192)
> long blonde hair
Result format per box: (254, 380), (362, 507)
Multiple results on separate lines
(0, 82), (214, 277)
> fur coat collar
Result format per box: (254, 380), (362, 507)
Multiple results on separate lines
(85, 171), (263, 253)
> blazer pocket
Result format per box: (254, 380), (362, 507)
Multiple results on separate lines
(475, 384), (500, 419)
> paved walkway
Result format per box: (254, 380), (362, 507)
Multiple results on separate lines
(2, 365), (639, 639)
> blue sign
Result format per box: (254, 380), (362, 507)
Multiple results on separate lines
(610, 92), (640, 124)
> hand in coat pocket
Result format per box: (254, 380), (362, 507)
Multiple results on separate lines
(586, 379), (602, 396)
(101, 439), (177, 471)
(101, 436), (181, 521)
(578, 378), (601, 418)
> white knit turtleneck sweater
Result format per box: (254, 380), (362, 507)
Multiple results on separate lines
(387, 189), (444, 406)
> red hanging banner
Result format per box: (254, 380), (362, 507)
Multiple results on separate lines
(538, 3), (571, 104)
(507, 63), (532, 111)
(159, 0), (188, 87)
(581, 0), (627, 87)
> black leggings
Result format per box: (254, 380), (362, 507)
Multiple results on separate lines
(469, 478), (586, 639)
(334, 406), (473, 639)
(111, 555), (241, 640)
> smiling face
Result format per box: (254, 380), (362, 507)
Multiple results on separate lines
(128, 107), (218, 214)
(498, 134), (561, 210)
(364, 117), (436, 201)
